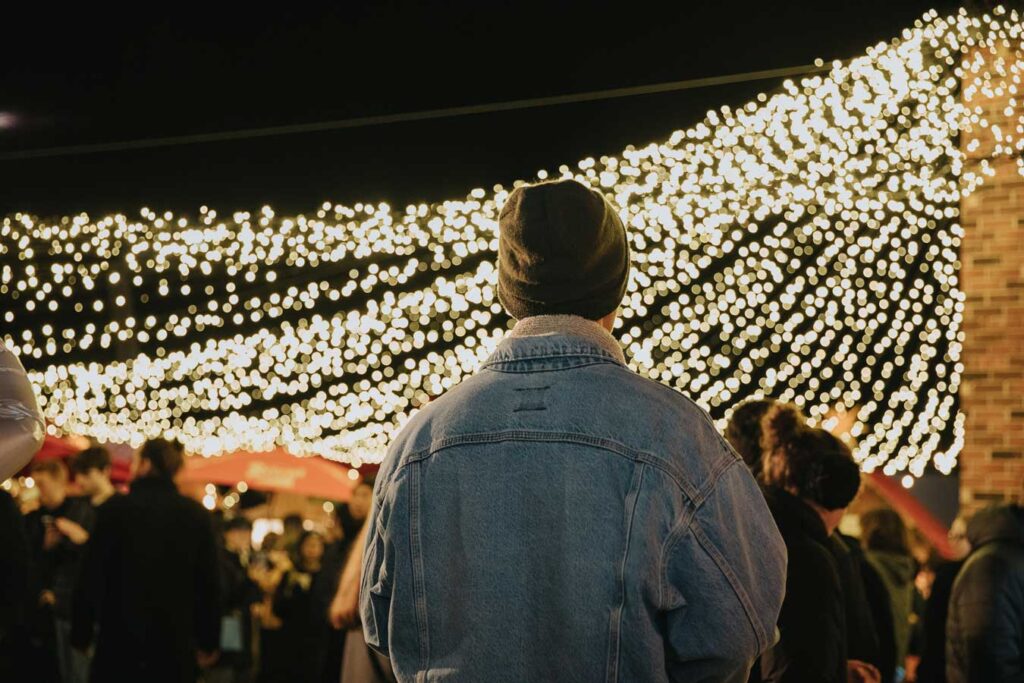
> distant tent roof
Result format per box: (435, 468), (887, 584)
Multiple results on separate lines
(179, 449), (356, 500)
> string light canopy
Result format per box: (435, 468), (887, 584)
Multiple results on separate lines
(3, 6), (1022, 479)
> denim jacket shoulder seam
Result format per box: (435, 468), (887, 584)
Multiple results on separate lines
(691, 516), (770, 651)
(373, 456), (411, 507)
(657, 458), (747, 613)
(634, 374), (745, 466)
(660, 459), (770, 650)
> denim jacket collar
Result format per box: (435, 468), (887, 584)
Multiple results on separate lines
(483, 315), (627, 370)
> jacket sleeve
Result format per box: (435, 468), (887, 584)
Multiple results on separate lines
(0, 343), (45, 482)
(663, 459), (787, 683)
(193, 508), (223, 653)
(360, 476), (396, 657)
(947, 550), (1024, 682)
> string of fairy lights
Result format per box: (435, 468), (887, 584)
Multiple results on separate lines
(2, 6), (1022, 478)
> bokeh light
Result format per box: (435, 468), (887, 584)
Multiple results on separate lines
(3, 7), (1023, 479)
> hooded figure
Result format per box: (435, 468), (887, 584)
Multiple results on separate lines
(861, 507), (919, 681)
(946, 504), (1024, 683)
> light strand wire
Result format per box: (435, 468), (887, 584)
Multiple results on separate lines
(0, 62), (833, 161)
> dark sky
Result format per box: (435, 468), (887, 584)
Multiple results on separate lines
(0, 0), (969, 218)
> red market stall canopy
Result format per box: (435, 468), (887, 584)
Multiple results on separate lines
(866, 471), (955, 559)
(23, 435), (133, 484)
(179, 449), (356, 501)
(35, 434), (79, 462)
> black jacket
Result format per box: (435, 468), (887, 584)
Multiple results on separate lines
(918, 559), (962, 683)
(0, 490), (28, 642)
(71, 476), (221, 683)
(849, 538), (898, 683)
(761, 487), (847, 683)
(217, 546), (260, 669)
(947, 504), (1024, 683)
(24, 495), (95, 620)
(829, 534), (882, 671)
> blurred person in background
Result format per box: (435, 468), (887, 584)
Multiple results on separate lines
(71, 447), (118, 510)
(317, 478), (375, 683)
(24, 459), (94, 683)
(281, 513), (304, 553)
(251, 539), (288, 683)
(204, 516), (260, 683)
(71, 438), (221, 683)
(916, 517), (970, 683)
(65, 446), (117, 682)
(727, 399), (885, 681)
(260, 531), (282, 553)
(840, 530), (898, 683)
(725, 398), (779, 480)
(0, 341), (44, 681)
(0, 487), (32, 681)
(861, 509), (923, 682)
(946, 504), (1024, 683)
(259, 530), (328, 683)
(758, 403), (879, 683)
(331, 521), (394, 683)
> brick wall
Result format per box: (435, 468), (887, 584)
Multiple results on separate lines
(958, 46), (1024, 511)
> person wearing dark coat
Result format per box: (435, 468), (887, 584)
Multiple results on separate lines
(208, 516), (261, 683)
(757, 403), (877, 683)
(0, 489), (31, 682)
(71, 438), (222, 683)
(917, 558), (962, 683)
(861, 508), (920, 682)
(841, 533), (898, 683)
(917, 518), (970, 683)
(726, 399), (880, 683)
(261, 531), (328, 683)
(316, 483), (374, 683)
(946, 504), (1024, 683)
(24, 459), (95, 683)
(829, 534), (883, 673)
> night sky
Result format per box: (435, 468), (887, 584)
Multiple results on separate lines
(0, 0), (972, 218)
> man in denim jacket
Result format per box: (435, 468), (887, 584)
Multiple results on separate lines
(361, 179), (786, 682)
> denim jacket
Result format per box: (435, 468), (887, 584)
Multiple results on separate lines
(361, 316), (786, 682)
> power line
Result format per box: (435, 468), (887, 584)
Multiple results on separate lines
(0, 62), (833, 161)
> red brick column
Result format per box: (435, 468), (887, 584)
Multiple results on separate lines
(959, 46), (1024, 511)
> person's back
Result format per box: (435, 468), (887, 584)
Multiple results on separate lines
(947, 504), (1024, 683)
(72, 439), (220, 683)
(754, 403), (867, 683)
(360, 179), (786, 682)
(861, 508), (918, 680)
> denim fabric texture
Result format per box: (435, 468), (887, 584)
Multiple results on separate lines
(361, 318), (786, 682)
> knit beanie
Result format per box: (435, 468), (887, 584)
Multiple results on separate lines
(497, 179), (631, 320)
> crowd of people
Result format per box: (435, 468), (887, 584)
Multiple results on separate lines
(0, 178), (1021, 682)
(0, 439), (386, 683)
